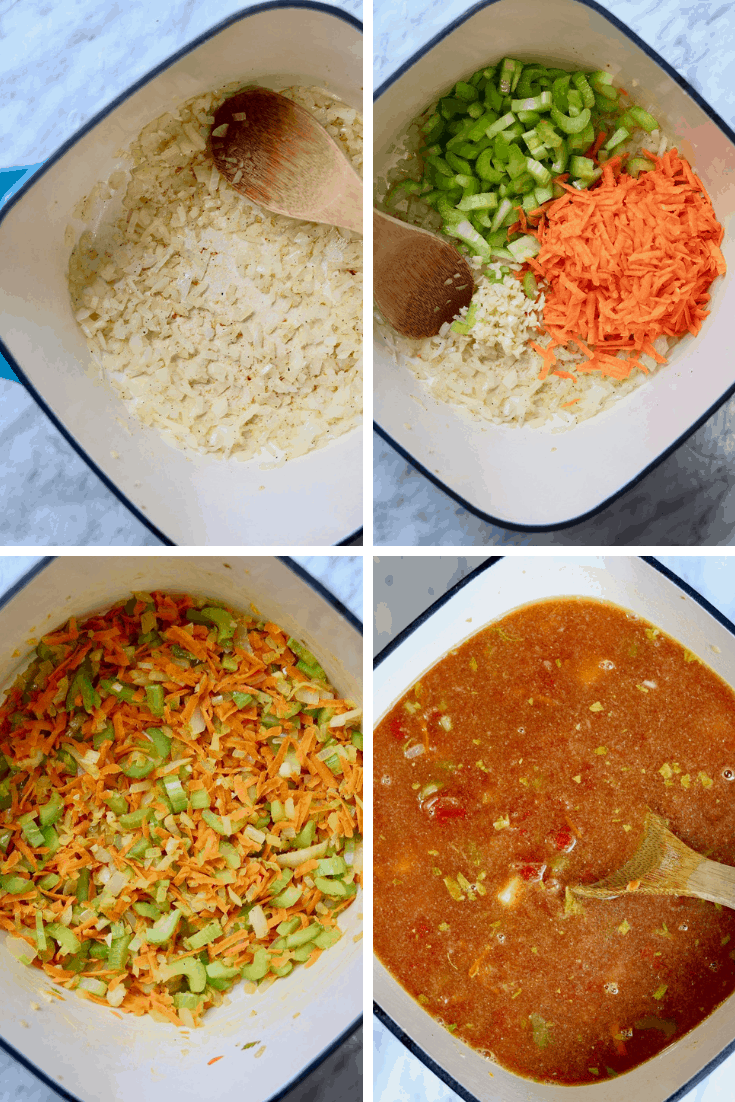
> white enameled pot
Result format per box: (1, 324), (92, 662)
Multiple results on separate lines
(0, 555), (362, 1102)
(374, 555), (735, 1101)
(374, 0), (735, 531)
(0, 3), (362, 546)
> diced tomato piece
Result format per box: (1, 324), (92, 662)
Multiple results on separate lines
(431, 795), (466, 824)
(389, 717), (406, 740)
(435, 805), (466, 824)
(518, 863), (546, 882)
(552, 828), (574, 852)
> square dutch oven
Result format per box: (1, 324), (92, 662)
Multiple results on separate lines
(0, 555), (362, 1102)
(0, 2), (362, 546)
(374, 0), (735, 531)
(374, 555), (735, 1100)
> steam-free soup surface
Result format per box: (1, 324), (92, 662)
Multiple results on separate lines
(374, 598), (735, 1084)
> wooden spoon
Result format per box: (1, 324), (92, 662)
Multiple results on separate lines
(572, 810), (735, 908)
(209, 87), (474, 339)
(373, 209), (474, 340)
(210, 87), (362, 233)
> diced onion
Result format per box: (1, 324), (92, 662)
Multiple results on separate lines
(249, 904), (268, 939)
(106, 985), (126, 1007)
(106, 870), (130, 897)
(188, 707), (206, 735)
(328, 707), (361, 728)
(404, 743), (425, 760)
(276, 841), (328, 867)
(5, 936), (37, 964)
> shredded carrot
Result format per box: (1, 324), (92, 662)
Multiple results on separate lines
(529, 149), (725, 381)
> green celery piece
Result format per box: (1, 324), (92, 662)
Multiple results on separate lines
(145, 685), (165, 717)
(287, 637), (327, 681)
(220, 655), (239, 672)
(272, 885), (303, 909)
(145, 726), (171, 759)
(314, 927), (342, 950)
(162, 956), (207, 992)
(89, 942), (109, 959)
(291, 945), (315, 963)
(0, 828), (12, 852)
(0, 875), (32, 894)
(173, 992), (201, 1010)
(205, 960), (240, 981)
(162, 776), (187, 814)
(37, 872), (60, 891)
(38, 790), (63, 828)
(270, 961), (294, 977)
(119, 808), (151, 831)
(317, 856), (347, 877)
(201, 809), (246, 836)
(109, 932), (133, 971)
(18, 813), (45, 849)
(133, 901), (161, 920)
(315, 876), (348, 899)
(76, 868), (90, 903)
(46, 923), (81, 956)
(147, 908), (182, 945)
(184, 920), (223, 951)
(105, 791), (129, 817)
(294, 820), (316, 849)
(277, 917), (301, 936)
(550, 104), (591, 134)
(200, 607), (237, 644)
(232, 692), (253, 709)
(99, 678), (136, 703)
(241, 947), (270, 982)
(285, 924), (322, 949)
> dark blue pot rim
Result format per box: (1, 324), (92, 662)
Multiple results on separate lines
(374, 554), (735, 1101)
(373, 0), (735, 535)
(0, 554), (362, 1102)
(0, 1), (362, 548)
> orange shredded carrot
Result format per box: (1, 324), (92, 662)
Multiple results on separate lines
(529, 149), (725, 381)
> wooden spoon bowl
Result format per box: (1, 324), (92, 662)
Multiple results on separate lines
(373, 209), (475, 340)
(210, 87), (362, 233)
(573, 810), (735, 909)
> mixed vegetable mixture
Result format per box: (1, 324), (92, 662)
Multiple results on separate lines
(385, 58), (725, 386)
(0, 592), (362, 1027)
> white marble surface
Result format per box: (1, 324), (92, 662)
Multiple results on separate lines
(0, 553), (362, 1101)
(373, 553), (735, 1102)
(373, 0), (735, 547)
(0, 0), (361, 548)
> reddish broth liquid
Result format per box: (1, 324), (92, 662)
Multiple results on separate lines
(374, 598), (735, 1085)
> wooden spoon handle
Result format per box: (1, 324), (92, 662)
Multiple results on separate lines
(687, 857), (735, 909)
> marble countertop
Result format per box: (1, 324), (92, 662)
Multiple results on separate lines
(0, 0), (361, 548)
(0, 553), (362, 1101)
(373, 0), (735, 547)
(373, 553), (735, 1102)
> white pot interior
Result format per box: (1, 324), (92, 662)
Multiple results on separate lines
(0, 556), (362, 1102)
(374, 0), (735, 528)
(0, 6), (362, 546)
(374, 556), (735, 1101)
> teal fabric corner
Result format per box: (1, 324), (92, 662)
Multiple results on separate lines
(0, 164), (44, 383)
